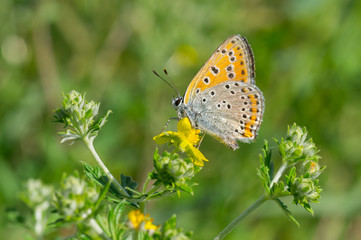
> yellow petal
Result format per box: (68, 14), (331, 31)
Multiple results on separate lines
(144, 218), (159, 231)
(153, 131), (182, 145)
(177, 118), (200, 145)
(177, 117), (193, 133)
(153, 117), (208, 166)
(186, 145), (208, 166)
(128, 210), (144, 229)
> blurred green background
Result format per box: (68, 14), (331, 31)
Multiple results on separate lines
(1, 0), (361, 239)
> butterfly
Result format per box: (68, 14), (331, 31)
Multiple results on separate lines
(159, 34), (265, 150)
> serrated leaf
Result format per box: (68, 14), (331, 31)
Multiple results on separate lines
(258, 141), (273, 195)
(97, 110), (112, 128)
(300, 201), (314, 216)
(285, 166), (297, 186)
(257, 167), (271, 195)
(120, 174), (138, 197)
(275, 138), (286, 159)
(178, 184), (193, 195)
(263, 140), (273, 172)
(83, 162), (104, 182)
(274, 198), (300, 227)
(83, 162), (126, 199)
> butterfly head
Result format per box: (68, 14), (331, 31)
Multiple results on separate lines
(172, 96), (183, 110)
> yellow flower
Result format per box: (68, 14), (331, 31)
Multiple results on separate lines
(144, 218), (158, 231)
(177, 117), (201, 145)
(128, 209), (144, 230)
(128, 210), (159, 234)
(153, 118), (208, 166)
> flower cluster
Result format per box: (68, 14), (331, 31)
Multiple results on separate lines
(280, 124), (324, 213)
(54, 90), (111, 143)
(54, 172), (100, 221)
(259, 123), (324, 219)
(278, 124), (320, 164)
(20, 179), (54, 237)
(150, 149), (200, 195)
(151, 117), (206, 195)
(21, 179), (53, 208)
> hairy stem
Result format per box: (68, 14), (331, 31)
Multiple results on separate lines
(213, 195), (267, 240)
(142, 175), (152, 194)
(84, 137), (130, 198)
(145, 185), (162, 199)
(270, 163), (288, 188)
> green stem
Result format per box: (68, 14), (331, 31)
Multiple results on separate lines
(139, 201), (146, 213)
(84, 137), (130, 198)
(145, 185), (162, 198)
(142, 175), (151, 194)
(270, 163), (288, 188)
(213, 195), (267, 240)
(134, 231), (139, 240)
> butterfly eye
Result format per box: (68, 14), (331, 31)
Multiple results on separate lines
(172, 97), (183, 109)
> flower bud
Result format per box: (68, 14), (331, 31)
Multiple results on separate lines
(54, 91), (111, 144)
(279, 124), (320, 165)
(290, 177), (321, 205)
(288, 124), (306, 145)
(152, 150), (198, 192)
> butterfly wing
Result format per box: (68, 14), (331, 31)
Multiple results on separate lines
(183, 35), (256, 105)
(184, 81), (265, 150)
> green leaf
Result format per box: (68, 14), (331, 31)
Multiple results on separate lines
(263, 140), (273, 174)
(91, 110), (112, 132)
(108, 201), (126, 240)
(178, 183), (194, 195)
(83, 162), (128, 199)
(257, 165), (270, 194)
(274, 198), (300, 227)
(54, 108), (69, 124)
(300, 201), (314, 216)
(158, 214), (193, 240)
(164, 215), (177, 229)
(94, 177), (112, 210)
(285, 166), (297, 187)
(272, 182), (290, 197)
(83, 162), (107, 185)
(275, 137), (286, 159)
(257, 140), (273, 195)
(120, 174), (138, 197)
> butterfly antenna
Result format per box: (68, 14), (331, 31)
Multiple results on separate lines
(163, 68), (181, 97)
(152, 70), (179, 96)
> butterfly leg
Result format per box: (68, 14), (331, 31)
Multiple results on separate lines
(161, 117), (179, 133)
(195, 131), (206, 149)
